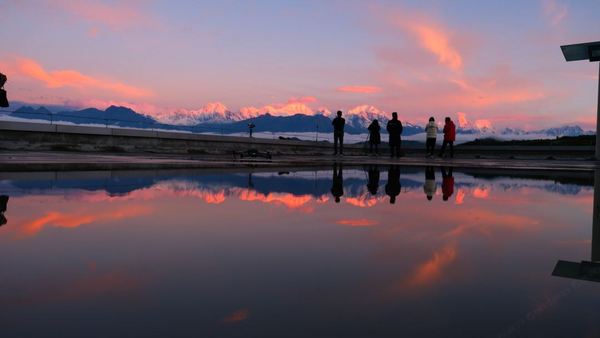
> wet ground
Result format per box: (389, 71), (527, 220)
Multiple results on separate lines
(0, 151), (598, 172)
(0, 166), (599, 337)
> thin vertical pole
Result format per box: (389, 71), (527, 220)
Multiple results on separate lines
(596, 62), (600, 159)
(593, 169), (600, 261)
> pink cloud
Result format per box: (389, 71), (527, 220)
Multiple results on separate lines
(287, 96), (318, 104)
(50, 0), (157, 31)
(404, 244), (457, 287)
(336, 85), (382, 94)
(542, 0), (568, 26)
(405, 22), (463, 71)
(15, 57), (152, 99)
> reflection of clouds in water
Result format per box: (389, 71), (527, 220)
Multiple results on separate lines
(336, 219), (378, 227)
(2, 171), (593, 213)
(455, 189), (465, 205)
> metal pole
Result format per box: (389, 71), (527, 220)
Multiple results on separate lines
(593, 169), (600, 261)
(597, 62), (600, 159)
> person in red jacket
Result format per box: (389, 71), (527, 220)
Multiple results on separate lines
(441, 167), (454, 201)
(439, 117), (456, 158)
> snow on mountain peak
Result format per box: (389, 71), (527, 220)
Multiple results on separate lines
(154, 102), (244, 125)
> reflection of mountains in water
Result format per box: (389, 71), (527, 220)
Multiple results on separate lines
(1, 168), (592, 200)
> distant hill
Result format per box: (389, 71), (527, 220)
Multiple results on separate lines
(12, 105), (156, 128)
(6, 105), (594, 139)
(461, 135), (595, 146)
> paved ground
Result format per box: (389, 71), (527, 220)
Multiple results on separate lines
(1, 150), (599, 172)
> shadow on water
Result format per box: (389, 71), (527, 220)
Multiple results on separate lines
(552, 169), (600, 282)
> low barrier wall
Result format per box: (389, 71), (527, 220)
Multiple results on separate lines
(0, 121), (594, 157)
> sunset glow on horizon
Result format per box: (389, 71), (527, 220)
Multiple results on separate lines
(1, 0), (599, 129)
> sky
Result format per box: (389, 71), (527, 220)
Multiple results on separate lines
(1, 0), (599, 129)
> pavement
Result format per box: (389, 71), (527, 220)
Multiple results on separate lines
(0, 151), (599, 172)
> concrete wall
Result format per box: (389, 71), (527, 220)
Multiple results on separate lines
(0, 121), (363, 155)
(0, 121), (594, 156)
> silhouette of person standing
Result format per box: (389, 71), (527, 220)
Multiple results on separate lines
(0, 195), (8, 226)
(248, 122), (255, 138)
(331, 110), (345, 155)
(385, 165), (401, 204)
(331, 163), (344, 203)
(423, 166), (436, 201)
(367, 164), (380, 195)
(441, 167), (454, 201)
(0, 72), (8, 108)
(439, 117), (456, 158)
(425, 116), (438, 157)
(386, 112), (403, 158)
(368, 119), (381, 155)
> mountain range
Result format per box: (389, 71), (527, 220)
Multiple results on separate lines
(6, 104), (594, 138)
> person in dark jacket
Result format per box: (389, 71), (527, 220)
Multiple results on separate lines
(385, 165), (401, 204)
(386, 112), (403, 158)
(367, 119), (381, 155)
(0, 72), (9, 108)
(441, 167), (454, 201)
(331, 163), (344, 203)
(439, 116), (456, 158)
(367, 164), (380, 195)
(331, 110), (345, 155)
(0, 195), (8, 226)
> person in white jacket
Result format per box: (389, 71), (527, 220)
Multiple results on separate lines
(424, 117), (438, 157)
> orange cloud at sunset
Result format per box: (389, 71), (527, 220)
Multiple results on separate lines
(16, 58), (152, 98)
(336, 86), (382, 94)
(19, 205), (151, 237)
(406, 23), (463, 71)
(345, 196), (381, 208)
(336, 219), (378, 227)
(405, 244), (457, 287)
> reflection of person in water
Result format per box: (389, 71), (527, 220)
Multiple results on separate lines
(331, 163), (344, 203)
(0, 195), (9, 226)
(441, 167), (454, 201)
(248, 173), (254, 189)
(385, 165), (401, 204)
(423, 166), (436, 201)
(367, 165), (380, 195)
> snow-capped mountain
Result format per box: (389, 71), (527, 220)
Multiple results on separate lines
(4, 104), (595, 139)
(496, 125), (591, 138)
(155, 102), (247, 125)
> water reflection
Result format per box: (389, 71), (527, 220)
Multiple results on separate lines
(366, 165), (379, 196)
(552, 169), (600, 282)
(423, 166), (436, 201)
(441, 167), (454, 201)
(0, 167), (598, 337)
(330, 163), (344, 203)
(385, 165), (401, 204)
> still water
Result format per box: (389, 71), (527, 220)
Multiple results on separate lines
(0, 166), (598, 337)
